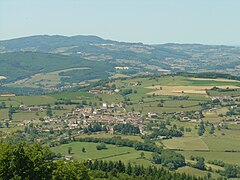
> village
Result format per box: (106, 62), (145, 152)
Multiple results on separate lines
(18, 101), (146, 137)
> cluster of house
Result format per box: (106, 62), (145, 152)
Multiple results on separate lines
(70, 103), (145, 132)
(19, 102), (146, 135)
(72, 102), (124, 117)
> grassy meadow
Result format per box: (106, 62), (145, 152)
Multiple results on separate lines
(51, 142), (156, 167)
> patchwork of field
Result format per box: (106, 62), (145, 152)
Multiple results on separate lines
(203, 107), (229, 123)
(147, 85), (240, 96)
(113, 76), (240, 87)
(125, 99), (203, 114)
(162, 126), (240, 166)
(2, 75), (240, 122)
(1, 75), (240, 178)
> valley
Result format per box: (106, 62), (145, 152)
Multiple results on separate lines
(1, 74), (240, 179)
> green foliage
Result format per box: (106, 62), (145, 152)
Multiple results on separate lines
(114, 123), (140, 135)
(84, 159), (197, 180)
(119, 89), (133, 96)
(0, 142), (91, 180)
(96, 143), (107, 150)
(152, 150), (186, 170)
(0, 52), (114, 83)
(46, 105), (53, 117)
(52, 160), (90, 180)
(0, 102), (6, 109)
(68, 146), (72, 154)
(198, 121), (205, 136)
(194, 157), (206, 170)
(0, 142), (53, 180)
(223, 164), (240, 178)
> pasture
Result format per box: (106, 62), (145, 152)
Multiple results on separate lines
(77, 134), (144, 142)
(162, 125), (240, 166)
(178, 151), (240, 166)
(162, 136), (209, 151)
(177, 166), (221, 179)
(51, 142), (155, 167)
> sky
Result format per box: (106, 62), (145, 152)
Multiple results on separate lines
(0, 0), (240, 45)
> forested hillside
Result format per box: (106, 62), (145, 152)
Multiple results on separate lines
(0, 142), (203, 180)
(1, 35), (240, 77)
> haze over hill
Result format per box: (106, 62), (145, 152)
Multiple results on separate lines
(0, 35), (240, 92)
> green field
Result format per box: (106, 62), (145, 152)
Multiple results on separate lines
(51, 142), (156, 167)
(178, 151), (240, 166)
(163, 136), (209, 151)
(1, 75), (240, 178)
(162, 127), (240, 166)
(77, 134), (144, 142)
(177, 166), (221, 179)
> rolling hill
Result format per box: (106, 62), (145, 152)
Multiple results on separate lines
(0, 35), (240, 92)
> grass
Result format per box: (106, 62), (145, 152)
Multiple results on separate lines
(77, 134), (144, 142)
(2, 75), (240, 172)
(0, 109), (8, 120)
(203, 107), (229, 123)
(207, 89), (240, 97)
(0, 95), (56, 106)
(51, 142), (155, 167)
(177, 166), (221, 179)
(162, 136), (209, 151)
(49, 91), (93, 100)
(202, 129), (240, 151)
(126, 99), (202, 114)
(178, 151), (240, 166)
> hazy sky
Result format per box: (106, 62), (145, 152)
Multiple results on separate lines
(0, 0), (240, 45)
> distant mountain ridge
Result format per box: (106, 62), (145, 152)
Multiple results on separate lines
(0, 35), (118, 52)
(0, 35), (239, 90)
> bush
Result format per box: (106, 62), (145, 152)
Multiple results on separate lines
(96, 143), (107, 150)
